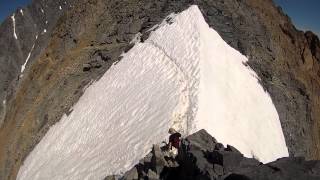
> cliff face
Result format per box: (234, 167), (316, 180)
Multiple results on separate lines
(0, 0), (319, 179)
(0, 0), (77, 124)
(243, 0), (320, 159)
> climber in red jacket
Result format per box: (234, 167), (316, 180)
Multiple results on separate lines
(168, 128), (181, 157)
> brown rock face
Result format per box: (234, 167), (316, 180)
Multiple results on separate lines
(0, 0), (320, 179)
(305, 31), (320, 62)
(244, 0), (320, 159)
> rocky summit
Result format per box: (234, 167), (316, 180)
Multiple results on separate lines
(108, 130), (320, 180)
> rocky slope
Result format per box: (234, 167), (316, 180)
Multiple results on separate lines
(106, 130), (320, 180)
(0, 0), (319, 179)
(0, 0), (77, 124)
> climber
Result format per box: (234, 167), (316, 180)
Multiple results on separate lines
(168, 127), (181, 157)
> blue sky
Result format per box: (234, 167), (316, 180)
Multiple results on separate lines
(0, 0), (319, 36)
(0, 0), (31, 21)
(274, 0), (320, 37)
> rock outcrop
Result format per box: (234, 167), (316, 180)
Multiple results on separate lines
(111, 130), (320, 180)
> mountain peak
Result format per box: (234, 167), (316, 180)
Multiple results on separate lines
(0, 0), (319, 179)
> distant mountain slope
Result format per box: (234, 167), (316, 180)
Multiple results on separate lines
(0, 0), (319, 179)
(0, 0), (76, 125)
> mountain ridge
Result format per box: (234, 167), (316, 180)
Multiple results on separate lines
(108, 129), (320, 180)
(0, 0), (319, 179)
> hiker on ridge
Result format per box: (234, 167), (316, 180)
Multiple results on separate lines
(168, 127), (181, 157)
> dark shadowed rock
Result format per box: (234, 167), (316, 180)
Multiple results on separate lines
(82, 63), (91, 71)
(187, 129), (217, 152)
(147, 169), (159, 180)
(214, 143), (224, 151)
(225, 145), (241, 154)
(151, 145), (168, 173)
(305, 31), (320, 62)
(224, 174), (252, 180)
(213, 164), (224, 176)
(123, 167), (139, 180)
(115, 130), (320, 180)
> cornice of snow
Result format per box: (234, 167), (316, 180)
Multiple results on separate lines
(17, 5), (288, 180)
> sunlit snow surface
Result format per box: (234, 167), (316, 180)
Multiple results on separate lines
(17, 5), (288, 180)
(21, 44), (35, 73)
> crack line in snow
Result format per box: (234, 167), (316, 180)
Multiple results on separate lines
(147, 40), (189, 79)
(146, 39), (192, 135)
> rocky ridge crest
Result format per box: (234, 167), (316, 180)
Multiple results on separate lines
(106, 130), (320, 180)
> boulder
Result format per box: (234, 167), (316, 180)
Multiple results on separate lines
(225, 145), (241, 154)
(83, 63), (91, 71)
(151, 145), (167, 173)
(186, 129), (217, 152)
(147, 169), (159, 180)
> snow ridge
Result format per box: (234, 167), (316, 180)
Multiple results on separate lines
(17, 5), (288, 180)
(195, 13), (288, 163)
(145, 9), (202, 134)
(146, 39), (192, 134)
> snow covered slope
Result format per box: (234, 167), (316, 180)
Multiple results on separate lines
(17, 5), (288, 180)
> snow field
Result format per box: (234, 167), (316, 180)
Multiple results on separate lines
(17, 28), (190, 180)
